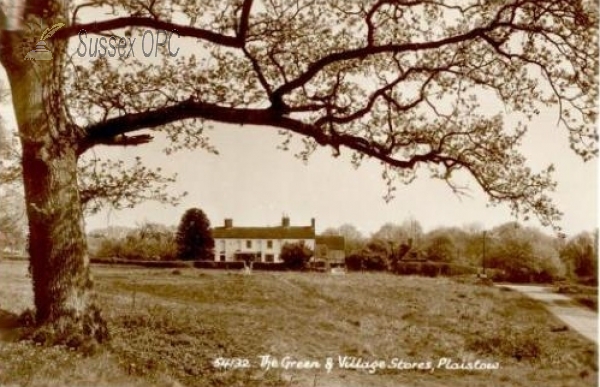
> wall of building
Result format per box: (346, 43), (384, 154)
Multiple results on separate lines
(214, 238), (316, 263)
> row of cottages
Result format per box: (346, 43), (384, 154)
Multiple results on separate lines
(211, 217), (345, 265)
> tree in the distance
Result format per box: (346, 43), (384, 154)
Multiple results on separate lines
(93, 223), (177, 261)
(0, 112), (26, 254)
(322, 223), (367, 255)
(560, 231), (598, 283)
(424, 234), (456, 262)
(176, 208), (214, 261)
(0, 0), (596, 343)
(486, 222), (565, 282)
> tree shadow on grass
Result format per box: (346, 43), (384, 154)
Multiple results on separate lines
(0, 308), (21, 342)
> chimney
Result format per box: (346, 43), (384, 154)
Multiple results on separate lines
(311, 218), (316, 229)
(282, 216), (290, 227)
(224, 218), (233, 228)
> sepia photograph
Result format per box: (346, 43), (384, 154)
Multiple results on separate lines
(0, 0), (598, 386)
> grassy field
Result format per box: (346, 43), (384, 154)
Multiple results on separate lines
(0, 260), (597, 387)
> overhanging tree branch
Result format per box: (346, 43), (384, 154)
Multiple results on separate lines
(56, 17), (243, 48)
(83, 98), (464, 171)
(68, 0), (597, 229)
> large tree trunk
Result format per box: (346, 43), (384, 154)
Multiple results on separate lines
(21, 142), (92, 323)
(0, 0), (107, 345)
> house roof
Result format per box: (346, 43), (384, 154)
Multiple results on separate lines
(212, 226), (315, 240)
(316, 235), (345, 251)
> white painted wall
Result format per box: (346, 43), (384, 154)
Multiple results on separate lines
(214, 238), (315, 262)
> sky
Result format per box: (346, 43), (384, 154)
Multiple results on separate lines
(3, 90), (594, 238)
(79, 110), (596, 237)
(0, 2), (597, 239)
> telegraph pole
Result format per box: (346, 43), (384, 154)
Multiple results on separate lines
(482, 230), (487, 275)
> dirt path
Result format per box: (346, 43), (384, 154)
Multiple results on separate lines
(499, 284), (597, 344)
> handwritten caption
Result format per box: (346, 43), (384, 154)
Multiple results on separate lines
(212, 355), (500, 374)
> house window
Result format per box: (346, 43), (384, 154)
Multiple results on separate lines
(267, 240), (273, 249)
(219, 253), (226, 262)
(265, 254), (275, 263)
(246, 240), (252, 248)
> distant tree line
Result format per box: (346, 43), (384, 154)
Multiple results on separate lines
(90, 223), (178, 261)
(85, 209), (596, 284)
(323, 220), (597, 284)
(88, 211), (315, 271)
(90, 207), (214, 261)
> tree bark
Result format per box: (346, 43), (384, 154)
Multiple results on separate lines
(0, 1), (107, 344)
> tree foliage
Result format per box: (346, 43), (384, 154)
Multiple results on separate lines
(280, 241), (313, 270)
(560, 231), (598, 282)
(372, 219), (423, 250)
(78, 156), (188, 215)
(0, 0), (597, 340)
(322, 223), (366, 255)
(62, 0), (598, 228)
(424, 234), (456, 262)
(0, 141), (186, 216)
(93, 223), (177, 260)
(0, 101), (26, 253)
(486, 222), (565, 282)
(176, 208), (214, 260)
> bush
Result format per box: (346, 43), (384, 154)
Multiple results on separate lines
(192, 260), (245, 270)
(345, 252), (388, 271)
(579, 276), (598, 287)
(575, 296), (598, 311)
(90, 258), (192, 268)
(280, 241), (313, 270)
(488, 267), (557, 284)
(252, 262), (288, 271)
(448, 264), (479, 276)
(305, 261), (327, 272)
(345, 254), (363, 271)
(467, 324), (545, 362)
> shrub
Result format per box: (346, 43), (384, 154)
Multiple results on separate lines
(345, 254), (362, 271)
(394, 261), (421, 275)
(345, 252), (388, 271)
(90, 258), (193, 268)
(448, 264), (478, 276)
(192, 260), (245, 270)
(467, 324), (545, 362)
(363, 253), (388, 271)
(280, 241), (313, 270)
(252, 262), (288, 271)
(575, 296), (597, 311)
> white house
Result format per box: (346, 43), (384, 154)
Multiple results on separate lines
(212, 217), (316, 263)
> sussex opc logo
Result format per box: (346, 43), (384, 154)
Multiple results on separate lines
(23, 22), (64, 61)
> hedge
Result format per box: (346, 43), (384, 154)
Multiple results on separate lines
(345, 253), (388, 271)
(252, 262), (288, 271)
(192, 260), (246, 270)
(91, 258), (193, 268)
(90, 258), (308, 272)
